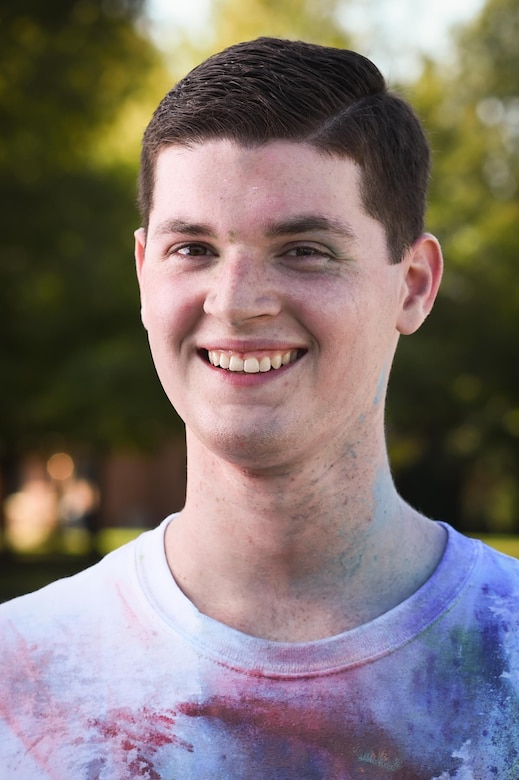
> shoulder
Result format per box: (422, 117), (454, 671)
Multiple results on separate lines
(441, 522), (519, 591)
(471, 535), (519, 624)
(467, 531), (519, 598)
(426, 523), (519, 645)
(0, 544), (120, 637)
(442, 525), (519, 653)
(0, 523), (163, 642)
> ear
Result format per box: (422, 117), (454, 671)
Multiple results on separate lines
(396, 233), (443, 335)
(134, 227), (148, 329)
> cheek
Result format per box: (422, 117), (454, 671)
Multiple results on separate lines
(314, 296), (396, 389)
(142, 275), (203, 340)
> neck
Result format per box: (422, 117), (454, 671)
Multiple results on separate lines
(165, 431), (446, 642)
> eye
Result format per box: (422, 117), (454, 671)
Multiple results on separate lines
(282, 244), (335, 270)
(284, 244), (333, 259)
(287, 246), (327, 257)
(174, 243), (212, 256)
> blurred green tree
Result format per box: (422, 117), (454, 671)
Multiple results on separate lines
(209, 0), (351, 46)
(389, 0), (519, 532)
(0, 0), (178, 479)
(168, 0), (354, 69)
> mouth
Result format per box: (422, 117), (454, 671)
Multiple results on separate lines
(202, 348), (304, 374)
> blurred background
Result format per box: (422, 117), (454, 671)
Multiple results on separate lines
(1, 0), (519, 600)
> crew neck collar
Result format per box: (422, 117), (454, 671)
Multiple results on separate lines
(136, 516), (479, 677)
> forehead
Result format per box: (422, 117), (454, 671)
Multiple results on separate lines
(153, 138), (359, 180)
(155, 139), (360, 196)
(149, 140), (366, 223)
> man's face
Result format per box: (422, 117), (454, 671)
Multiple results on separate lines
(136, 140), (424, 471)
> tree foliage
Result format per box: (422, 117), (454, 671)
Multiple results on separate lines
(209, 0), (350, 47)
(173, 0), (354, 67)
(0, 0), (178, 468)
(389, 0), (519, 532)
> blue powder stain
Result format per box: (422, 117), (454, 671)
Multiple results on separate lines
(374, 366), (387, 406)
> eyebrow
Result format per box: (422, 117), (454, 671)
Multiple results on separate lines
(264, 214), (358, 243)
(151, 214), (358, 243)
(151, 218), (217, 240)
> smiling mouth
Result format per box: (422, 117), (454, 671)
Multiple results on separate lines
(204, 349), (303, 374)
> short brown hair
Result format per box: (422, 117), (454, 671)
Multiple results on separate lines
(138, 37), (430, 263)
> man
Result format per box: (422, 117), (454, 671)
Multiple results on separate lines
(1, 37), (518, 778)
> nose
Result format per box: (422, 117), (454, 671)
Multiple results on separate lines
(203, 253), (282, 326)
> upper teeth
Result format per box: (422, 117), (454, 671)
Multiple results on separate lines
(208, 350), (298, 373)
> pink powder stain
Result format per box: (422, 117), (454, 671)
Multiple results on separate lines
(115, 582), (158, 643)
(2, 622), (191, 778)
(89, 706), (193, 777)
(178, 694), (412, 777)
(0, 622), (75, 778)
(90, 707), (186, 750)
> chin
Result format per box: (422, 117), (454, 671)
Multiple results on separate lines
(199, 424), (300, 472)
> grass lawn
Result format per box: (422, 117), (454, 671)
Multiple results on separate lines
(471, 535), (519, 559)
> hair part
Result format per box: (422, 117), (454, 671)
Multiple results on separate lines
(138, 37), (431, 264)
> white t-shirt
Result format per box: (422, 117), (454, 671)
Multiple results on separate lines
(1, 517), (519, 779)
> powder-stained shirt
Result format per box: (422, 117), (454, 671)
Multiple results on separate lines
(1, 517), (519, 779)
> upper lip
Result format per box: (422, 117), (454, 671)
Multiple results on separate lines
(199, 340), (306, 353)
